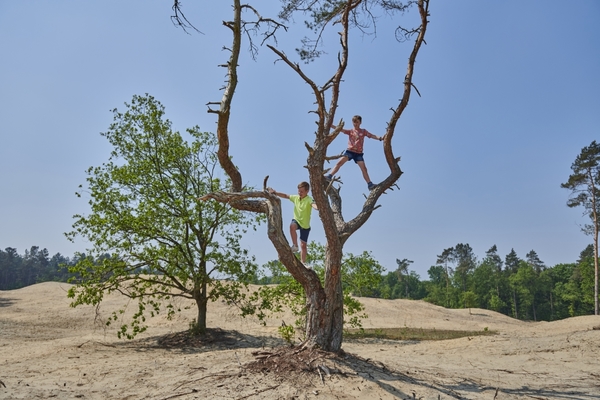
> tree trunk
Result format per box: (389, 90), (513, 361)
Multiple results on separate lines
(589, 166), (600, 316)
(303, 253), (344, 351)
(594, 217), (599, 316)
(193, 281), (208, 335)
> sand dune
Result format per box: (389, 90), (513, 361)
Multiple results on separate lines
(1, 282), (599, 399)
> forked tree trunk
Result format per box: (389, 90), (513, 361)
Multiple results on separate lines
(199, 0), (430, 353)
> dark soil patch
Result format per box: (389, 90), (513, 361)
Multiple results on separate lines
(155, 328), (240, 347)
(134, 327), (276, 352)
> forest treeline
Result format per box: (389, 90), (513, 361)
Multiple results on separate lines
(0, 246), (77, 290)
(1, 243), (596, 322)
(254, 243), (597, 322)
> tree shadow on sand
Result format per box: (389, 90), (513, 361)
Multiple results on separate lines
(121, 329), (599, 399)
(0, 297), (16, 307)
(243, 346), (598, 399)
(126, 327), (286, 354)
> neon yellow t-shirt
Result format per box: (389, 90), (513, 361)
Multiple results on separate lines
(289, 194), (313, 229)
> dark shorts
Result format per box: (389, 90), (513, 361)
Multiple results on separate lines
(344, 150), (364, 163)
(291, 219), (311, 243)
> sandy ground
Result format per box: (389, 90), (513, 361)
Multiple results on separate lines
(1, 282), (600, 400)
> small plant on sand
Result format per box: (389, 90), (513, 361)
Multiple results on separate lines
(278, 323), (295, 345)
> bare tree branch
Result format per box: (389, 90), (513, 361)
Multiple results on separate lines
(171, 0), (203, 34)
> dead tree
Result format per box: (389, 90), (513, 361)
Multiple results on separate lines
(198, 0), (430, 352)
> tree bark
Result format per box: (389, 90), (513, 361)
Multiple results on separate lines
(591, 169), (599, 315)
(200, 0), (430, 352)
(192, 277), (208, 335)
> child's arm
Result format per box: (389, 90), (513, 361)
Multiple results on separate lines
(366, 130), (385, 141)
(267, 187), (290, 199)
(331, 124), (351, 134)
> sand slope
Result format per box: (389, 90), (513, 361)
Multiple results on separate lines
(1, 282), (599, 399)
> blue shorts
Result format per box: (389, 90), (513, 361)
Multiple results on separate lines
(344, 150), (364, 163)
(291, 219), (311, 243)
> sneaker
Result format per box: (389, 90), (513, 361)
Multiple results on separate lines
(324, 174), (333, 182)
(291, 244), (299, 253)
(368, 182), (377, 190)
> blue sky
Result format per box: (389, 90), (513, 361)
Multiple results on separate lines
(1, 1), (599, 278)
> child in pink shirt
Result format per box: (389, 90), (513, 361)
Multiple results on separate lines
(325, 115), (385, 190)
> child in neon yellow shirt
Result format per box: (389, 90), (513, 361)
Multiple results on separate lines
(268, 181), (317, 264)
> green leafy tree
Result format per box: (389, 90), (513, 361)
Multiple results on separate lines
(0, 247), (75, 290)
(526, 250), (546, 273)
(471, 259), (496, 310)
(379, 268), (426, 300)
(425, 264), (459, 308)
(561, 140), (600, 315)
(66, 95), (260, 338)
(485, 245), (504, 274)
(47, 253), (73, 283)
(435, 244), (476, 307)
(378, 271), (400, 299)
(505, 249), (520, 273)
(509, 261), (541, 320)
(395, 258), (413, 298)
(473, 245), (509, 313)
(194, 0), (430, 352)
(536, 267), (554, 320)
(577, 245), (597, 313)
(436, 248), (455, 307)
(462, 291), (477, 315)
(453, 243), (477, 295)
(504, 249), (521, 318)
(488, 292), (507, 314)
(525, 250), (548, 320)
(406, 271), (428, 300)
(21, 246), (49, 286)
(548, 263), (580, 319)
(343, 251), (384, 298)
(0, 247), (22, 290)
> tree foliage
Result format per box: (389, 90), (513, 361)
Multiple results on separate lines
(0, 246), (75, 290)
(65, 94), (261, 338)
(561, 140), (600, 315)
(248, 241), (598, 323)
(421, 243), (596, 321)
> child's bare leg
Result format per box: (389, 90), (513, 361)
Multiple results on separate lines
(300, 241), (308, 263)
(329, 156), (348, 176)
(357, 161), (372, 183)
(290, 222), (299, 248)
